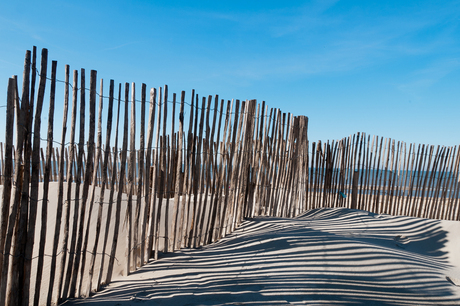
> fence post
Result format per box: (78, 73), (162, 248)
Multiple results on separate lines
(351, 170), (359, 210)
(0, 78), (16, 306)
(33, 60), (57, 305)
(47, 63), (70, 305)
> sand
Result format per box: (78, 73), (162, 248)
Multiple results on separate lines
(1, 181), (202, 305)
(0, 182), (130, 305)
(58, 207), (460, 305)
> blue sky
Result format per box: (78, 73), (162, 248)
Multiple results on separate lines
(1, 0), (459, 146)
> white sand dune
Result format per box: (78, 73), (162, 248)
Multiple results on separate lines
(61, 207), (460, 305)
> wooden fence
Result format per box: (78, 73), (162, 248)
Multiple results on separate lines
(306, 133), (460, 220)
(0, 47), (458, 306)
(0, 48), (308, 305)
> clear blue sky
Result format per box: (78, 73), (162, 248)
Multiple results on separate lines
(1, 0), (459, 146)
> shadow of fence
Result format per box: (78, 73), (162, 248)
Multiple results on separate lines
(63, 208), (459, 305)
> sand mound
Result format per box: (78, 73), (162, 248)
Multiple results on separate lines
(61, 207), (460, 305)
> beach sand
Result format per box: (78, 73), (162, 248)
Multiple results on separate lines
(1, 182), (130, 305)
(1, 181), (208, 305)
(60, 207), (460, 305)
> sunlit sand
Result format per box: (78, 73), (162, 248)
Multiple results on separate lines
(61, 207), (460, 305)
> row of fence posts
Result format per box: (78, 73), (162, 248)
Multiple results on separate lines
(0, 47), (459, 306)
(307, 133), (460, 221)
(0, 48), (309, 305)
